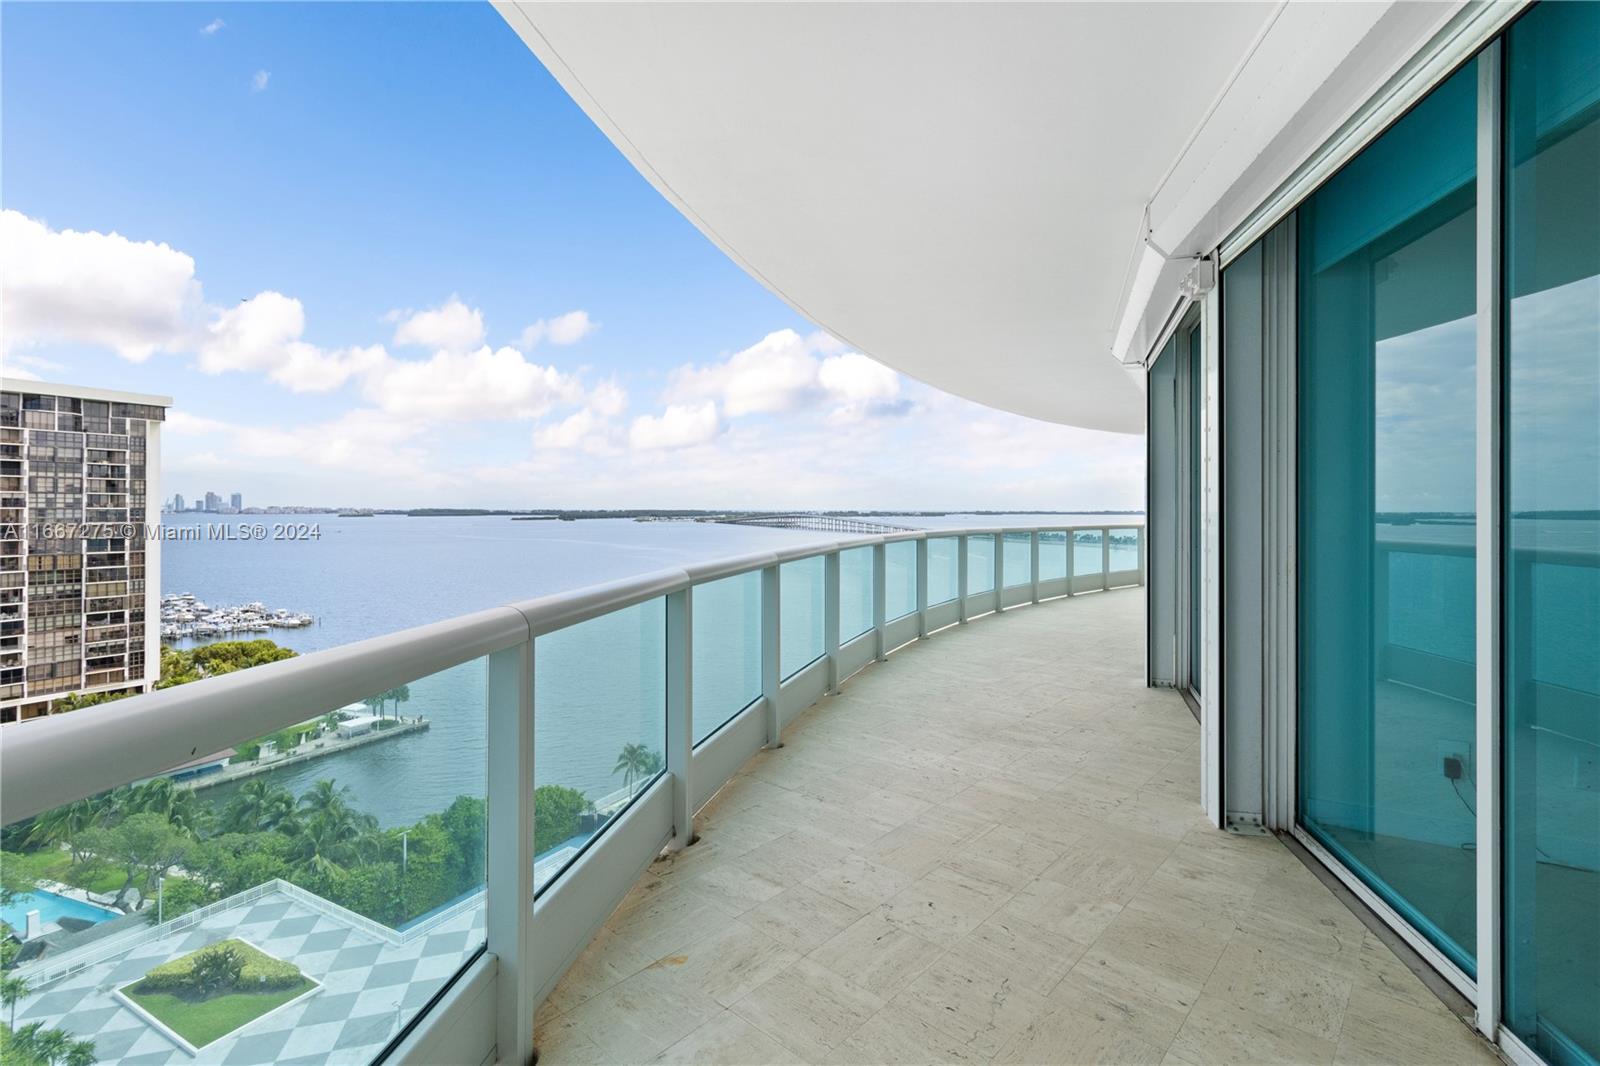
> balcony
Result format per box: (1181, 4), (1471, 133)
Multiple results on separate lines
(0, 525), (1490, 1065)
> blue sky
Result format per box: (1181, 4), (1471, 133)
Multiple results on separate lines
(2, 2), (1143, 510)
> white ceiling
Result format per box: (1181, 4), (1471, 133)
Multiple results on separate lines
(494, 3), (1298, 433)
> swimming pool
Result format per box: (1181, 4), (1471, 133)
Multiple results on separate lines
(0, 890), (120, 934)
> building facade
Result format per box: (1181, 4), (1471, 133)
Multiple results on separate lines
(0, 380), (171, 723)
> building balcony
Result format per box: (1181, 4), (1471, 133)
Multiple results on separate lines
(0, 524), (1501, 1066)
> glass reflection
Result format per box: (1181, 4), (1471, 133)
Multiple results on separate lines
(1298, 61), (1477, 971)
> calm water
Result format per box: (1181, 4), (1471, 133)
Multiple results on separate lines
(165, 513), (1140, 826)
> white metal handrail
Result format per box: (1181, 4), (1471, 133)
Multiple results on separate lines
(0, 521), (1144, 1066)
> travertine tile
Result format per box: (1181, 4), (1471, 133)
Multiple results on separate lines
(731, 957), (885, 1062)
(528, 590), (1488, 1066)
(951, 910), (1088, 997)
(811, 910), (947, 999)
(878, 863), (1015, 946)
(824, 1002), (990, 1065)
(1200, 937), (1353, 1042)
(1051, 941), (1205, 1049)
(1334, 986), (1500, 1065)
(804, 853), (916, 912)
(1168, 992), (1338, 1065)
(743, 882), (867, 953)
(991, 1002), (1168, 1065)
(653, 920), (801, 1008)
(892, 947), (1051, 1059)
(649, 1010), (804, 1064)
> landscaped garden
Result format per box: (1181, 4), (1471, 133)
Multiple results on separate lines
(118, 940), (315, 1050)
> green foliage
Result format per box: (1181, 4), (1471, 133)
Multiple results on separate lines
(0, 1022), (94, 1066)
(155, 640), (297, 689)
(613, 743), (663, 794)
(156, 876), (218, 921)
(0, 852), (38, 909)
(77, 812), (190, 901)
(135, 939), (302, 997)
(535, 785), (593, 855)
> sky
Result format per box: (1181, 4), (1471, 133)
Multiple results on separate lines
(0, 2), (1145, 511)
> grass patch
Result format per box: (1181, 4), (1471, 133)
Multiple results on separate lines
(122, 980), (314, 1047)
(6, 847), (126, 895)
(120, 939), (316, 1048)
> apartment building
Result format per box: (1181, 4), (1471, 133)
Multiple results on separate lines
(0, 380), (171, 723)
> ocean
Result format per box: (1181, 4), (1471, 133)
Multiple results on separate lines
(164, 512), (1142, 827)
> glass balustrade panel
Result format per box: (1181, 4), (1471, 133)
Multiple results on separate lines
(692, 572), (761, 746)
(535, 599), (665, 891)
(1038, 531), (1068, 581)
(838, 547), (873, 642)
(927, 537), (959, 606)
(0, 658), (490, 1063)
(1074, 529), (1105, 575)
(885, 541), (917, 620)
(779, 556), (825, 678)
(1002, 532), (1032, 588)
(1109, 528), (1142, 573)
(966, 535), (995, 594)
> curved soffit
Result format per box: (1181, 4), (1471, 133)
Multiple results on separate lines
(496, 2), (1280, 433)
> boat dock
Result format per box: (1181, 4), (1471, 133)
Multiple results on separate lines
(180, 717), (429, 791)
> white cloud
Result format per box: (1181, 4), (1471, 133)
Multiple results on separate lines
(667, 329), (821, 416)
(392, 297), (485, 352)
(0, 209), (200, 361)
(587, 379), (627, 417)
(252, 70), (271, 93)
(629, 401), (720, 450)
(201, 18), (225, 35)
(164, 411), (231, 435)
(520, 309), (597, 349)
(362, 345), (582, 420)
(197, 291), (384, 392)
(665, 328), (905, 421)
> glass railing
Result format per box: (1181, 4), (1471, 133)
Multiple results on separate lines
(838, 545), (874, 642)
(691, 571), (761, 746)
(779, 555), (825, 678)
(1074, 528), (1106, 575)
(885, 540), (917, 621)
(967, 533), (997, 594)
(1003, 531), (1033, 588)
(0, 523), (1141, 1065)
(928, 536), (960, 605)
(534, 598), (666, 890)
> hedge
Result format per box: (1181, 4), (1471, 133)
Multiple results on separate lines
(134, 939), (304, 995)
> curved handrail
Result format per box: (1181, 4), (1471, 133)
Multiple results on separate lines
(0, 523), (1142, 824)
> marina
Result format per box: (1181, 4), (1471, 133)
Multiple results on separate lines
(158, 592), (315, 642)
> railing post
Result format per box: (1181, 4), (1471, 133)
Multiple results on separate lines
(993, 533), (1005, 613)
(915, 537), (929, 639)
(1030, 532), (1041, 604)
(872, 541), (888, 661)
(665, 587), (694, 850)
(761, 564), (782, 748)
(1065, 528), (1076, 597)
(485, 641), (535, 1066)
(1101, 527), (1111, 592)
(824, 551), (841, 694)
(958, 534), (970, 624)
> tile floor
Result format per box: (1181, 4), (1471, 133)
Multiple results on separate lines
(532, 589), (1502, 1065)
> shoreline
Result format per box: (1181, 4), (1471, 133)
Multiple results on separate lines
(181, 717), (430, 792)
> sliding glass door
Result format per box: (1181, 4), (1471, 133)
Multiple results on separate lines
(1503, 3), (1600, 1060)
(1298, 60), (1479, 974)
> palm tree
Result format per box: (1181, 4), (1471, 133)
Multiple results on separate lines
(24, 799), (98, 864)
(613, 743), (660, 795)
(388, 684), (411, 723)
(294, 808), (364, 876)
(1, 971), (28, 1028)
(222, 780), (297, 833)
(299, 779), (353, 820)
(61, 1040), (97, 1066)
(30, 1026), (69, 1065)
(129, 779), (211, 839)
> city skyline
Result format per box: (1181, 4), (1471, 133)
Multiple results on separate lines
(0, 3), (1144, 512)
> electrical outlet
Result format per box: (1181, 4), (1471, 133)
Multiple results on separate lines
(1438, 740), (1472, 781)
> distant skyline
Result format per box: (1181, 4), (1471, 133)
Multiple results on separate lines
(1, 2), (1144, 511)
